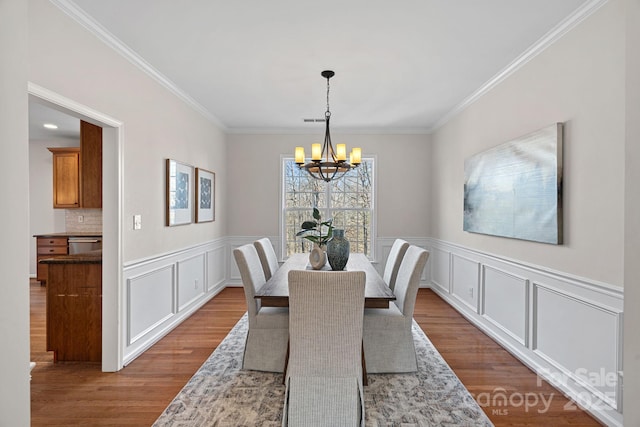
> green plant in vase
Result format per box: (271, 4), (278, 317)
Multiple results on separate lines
(296, 208), (333, 269)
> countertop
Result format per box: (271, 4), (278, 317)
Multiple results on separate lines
(39, 250), (102, 264)
(34, 232), (102, 238)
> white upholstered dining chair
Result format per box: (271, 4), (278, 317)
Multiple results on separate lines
(233, 243), (289, 372)
(254, 237), (280, 281)
(282, 270), (366, 427)
(363, 245), (429, 373)
(382, 238), (410, 291)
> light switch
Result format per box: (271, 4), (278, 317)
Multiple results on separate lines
(133, 214), (142, 230)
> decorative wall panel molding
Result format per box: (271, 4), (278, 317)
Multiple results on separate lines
(207, 246), (226, 291)
(451, 254), (480, 311)
(177, 254), (206, 312)
(426, 238), (624, 427)
(127, 265), (174, 346)
(533, 283), (621, 409)
(481, 265), (529, 346)
(122, 239), (226, 365)
(430, 247), (451, 293)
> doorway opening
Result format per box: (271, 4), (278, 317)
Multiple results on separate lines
(28, 83), (123, 372)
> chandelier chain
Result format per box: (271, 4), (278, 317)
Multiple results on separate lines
(326, 76), (331, 118)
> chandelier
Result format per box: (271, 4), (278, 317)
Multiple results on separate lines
(294, 70), (361, 182)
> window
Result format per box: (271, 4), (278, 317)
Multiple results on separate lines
(282, 157), (375, 259)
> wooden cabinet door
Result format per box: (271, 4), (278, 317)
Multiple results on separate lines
(80, 120), (102, 208)
(46, 263), (102, 362)
(49, 148), (80, 208)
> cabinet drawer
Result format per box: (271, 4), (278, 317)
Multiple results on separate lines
(37, 237), (68, 247)
(38, 246), (68, 255)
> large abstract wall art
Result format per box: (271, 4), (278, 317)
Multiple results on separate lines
(463, 123), (563, 245)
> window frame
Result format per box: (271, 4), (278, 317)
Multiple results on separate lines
(279, 154), (377, 261)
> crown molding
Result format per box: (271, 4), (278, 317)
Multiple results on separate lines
(431, 0), (610, 132)
(50, 0), (607, 136)
(50, 0), (227, 132)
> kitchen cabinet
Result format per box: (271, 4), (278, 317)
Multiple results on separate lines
(47, 120), (102, 209)
(48, 147), (80, 208)
(36, 236), (68, 284)
(41, 254), (102, 362)
(80, 120), (102, 208)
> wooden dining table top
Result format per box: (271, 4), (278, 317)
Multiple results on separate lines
(254, 253), (395, 308)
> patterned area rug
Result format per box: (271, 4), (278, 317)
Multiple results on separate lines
(153, 314), (493, 426)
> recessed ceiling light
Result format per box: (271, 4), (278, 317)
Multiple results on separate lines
(43, 123), (58, 129)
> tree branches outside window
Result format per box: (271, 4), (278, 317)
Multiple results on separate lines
(282, 158), (374, 258)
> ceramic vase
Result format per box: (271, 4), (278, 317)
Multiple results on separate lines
(327, 229), (349, 271)
(309, 243), (327, 270)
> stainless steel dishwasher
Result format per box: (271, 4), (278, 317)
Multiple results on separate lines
(68, 237), (102, 254)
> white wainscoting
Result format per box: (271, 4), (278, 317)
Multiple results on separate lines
(451, 254), (480, 311)
(427, 238), (624, 427)
(122, 238), (227, 365)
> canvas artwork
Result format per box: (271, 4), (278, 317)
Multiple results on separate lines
(166, 159), (194, 226)
(196, 168), (215, 223)
(463, 123), (563, 245)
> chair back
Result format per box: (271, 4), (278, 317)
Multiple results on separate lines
(383, 239), (410, 291)
(233, 243), (266, 318)
(254, 237), (279, 281)
(393, 245), (429, 317)
(287, 270), (366, 378)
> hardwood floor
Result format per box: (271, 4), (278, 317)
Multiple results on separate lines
(30, 280), (602, 426)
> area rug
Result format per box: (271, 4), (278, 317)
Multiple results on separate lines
(153, 314), (493, 426)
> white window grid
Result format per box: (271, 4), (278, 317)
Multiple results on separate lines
(281, 157), (375, 260)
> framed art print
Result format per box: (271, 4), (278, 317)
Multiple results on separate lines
(195, 167), (215, 223)
(463, 123), (563, 244)
(166, 159), (194, 226)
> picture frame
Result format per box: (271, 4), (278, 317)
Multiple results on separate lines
(166, 159), (194, 226)
(195, 167), (215, 223)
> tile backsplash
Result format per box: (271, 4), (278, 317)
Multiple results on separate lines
(65, 209), (103, 232)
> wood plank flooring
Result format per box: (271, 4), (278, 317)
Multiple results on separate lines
(30, 280), (602, 426)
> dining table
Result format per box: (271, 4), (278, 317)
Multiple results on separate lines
(254, 253), (395, 309)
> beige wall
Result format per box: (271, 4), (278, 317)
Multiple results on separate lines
(1, 0), (30, 424)
(430, 0), (626, 286)
(226, 133), (431, 256)
(28, 0), (227, 263)
(623, 0), (640, 422)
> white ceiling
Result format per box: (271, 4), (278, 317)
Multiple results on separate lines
(29, 100), (81, 141)
(31, 0), (596, 138)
